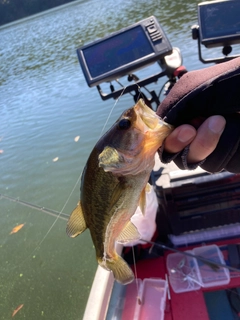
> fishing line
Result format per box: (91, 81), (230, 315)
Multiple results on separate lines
(1, 170), (81, 271)
(36, 173), (82, 248)
(131, 246), (142, 305)
(3, 173), (83, 272)
(0, 193), (69, 221)
(1, 84), (145, 269)
(115, 77), (152, 97)
(37, 82), (127, 243)
(13, 83), (127, 252)
(151, 238), (240, 312)
(141, 239), (240, 274)
(2, 81), (127, 253)
(98, 85), (128, 138)
(138, 240), (240, 307)
(99, 82), (146, 139)
(136, 85), (144, 101)
(35, 84), (128, 246)
(114, 79), (134, 96)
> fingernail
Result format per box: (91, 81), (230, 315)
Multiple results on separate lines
(208, 116), (226, 134)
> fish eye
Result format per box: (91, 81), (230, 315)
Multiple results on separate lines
(118, 118), (131, 130)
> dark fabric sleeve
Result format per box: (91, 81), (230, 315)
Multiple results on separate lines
(156, 57), (240, 173)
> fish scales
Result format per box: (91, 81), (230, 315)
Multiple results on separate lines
(66, 99), (173, 284)
(82, 150), (121, 257)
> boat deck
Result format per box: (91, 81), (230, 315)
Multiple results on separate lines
(120, 237), (240, 320)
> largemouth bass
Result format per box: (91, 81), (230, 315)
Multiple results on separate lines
(66, 99), (173, 284)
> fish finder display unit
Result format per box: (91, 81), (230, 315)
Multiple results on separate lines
(77, 16), (172, 87)
(198, 0), (240, 48)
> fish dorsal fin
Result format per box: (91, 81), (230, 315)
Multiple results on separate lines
(117, 221), (140, 243)
(139, 183), (152, 215)
(66, 202), (87, 238)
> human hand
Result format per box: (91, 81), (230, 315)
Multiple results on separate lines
(157, 57), (240, 172)
(164, 115), (226, 164)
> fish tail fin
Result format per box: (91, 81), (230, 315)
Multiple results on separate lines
(100, 255), (134, 285)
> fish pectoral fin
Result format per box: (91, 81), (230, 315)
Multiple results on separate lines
(101, 255), (134, 285)
(117, 221), (140, 243)
(139, 183), (151, 215)
(139, 188), (146, 216)
(109, 182), (126, 209)
(98, 146), (124, 171)
(145, 183), (152, 193)
(66, 202), (87, 238)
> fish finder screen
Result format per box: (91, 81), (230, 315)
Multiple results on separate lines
(83, 26), (154, 78)
(199, 1), (240, 45)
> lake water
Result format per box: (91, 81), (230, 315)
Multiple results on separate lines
(0, 0), (219, 318)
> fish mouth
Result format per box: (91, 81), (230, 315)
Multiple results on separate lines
(134, 99), (172, 132)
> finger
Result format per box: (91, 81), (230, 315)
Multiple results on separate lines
(187, 115), (226, 163)
(164, 125), (197, 154)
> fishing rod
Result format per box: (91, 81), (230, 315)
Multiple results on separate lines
(141, 239), (240, 274)
(0, 193), (69, 221)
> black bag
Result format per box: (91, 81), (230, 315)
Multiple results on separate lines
(157, 57), (240, 173)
